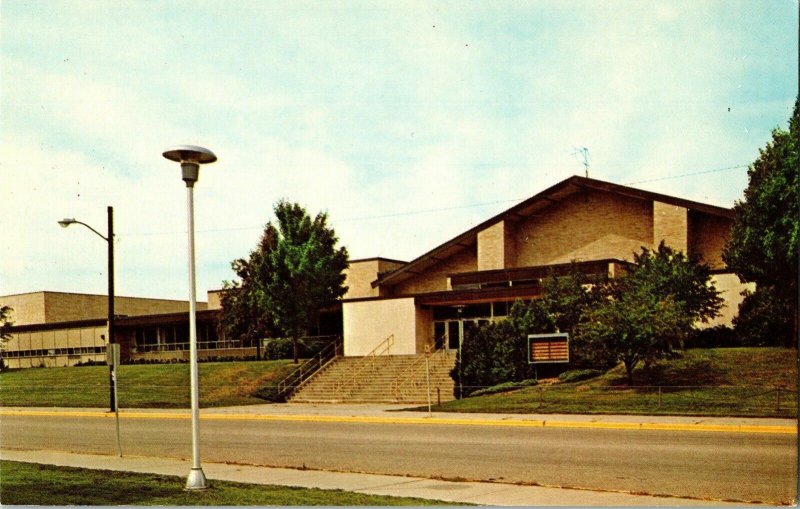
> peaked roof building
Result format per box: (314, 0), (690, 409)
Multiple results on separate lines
(342, 176), (748, 356)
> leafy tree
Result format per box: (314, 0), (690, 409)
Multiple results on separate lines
(219, 201), (348, 363)
(219, 255), (274, 359)
(576, 244), (722, 384)
(733, 287), (794, 346)
(452, 300), (554, 398)
(723, 100), (799, 346)
(540, 264), (603, 334)
(627, 242), (723, 347)
(0, 306), (13, 370)
(578, 282), (686, 384)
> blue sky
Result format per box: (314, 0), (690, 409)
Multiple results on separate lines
(1, 0), (797, 301)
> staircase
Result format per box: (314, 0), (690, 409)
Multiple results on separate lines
(288, 351), (457, 404)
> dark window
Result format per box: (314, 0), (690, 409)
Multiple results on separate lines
(434, 322), (446, 350)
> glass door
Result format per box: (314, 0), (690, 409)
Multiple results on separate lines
(448, 321), (460, 350)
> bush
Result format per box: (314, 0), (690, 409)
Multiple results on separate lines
(558, 368), (603, 383)
(686, 325), (739, 348)
(733, 288), (794, 347)
(74, 360), (108, 367)
(452, 301), (555, 398)
(251, 384), (282, 402)
(263, 338), (320, 360)
(470, 379), (537, 397)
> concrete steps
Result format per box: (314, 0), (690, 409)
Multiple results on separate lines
(288, 353), (456, 404)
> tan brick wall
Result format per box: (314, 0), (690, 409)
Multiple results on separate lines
(653, 201), (688, 253)
(477, 221), (516, 271)
(0, 293), (46, 326)
(344, 260), (381, 299)
(0, 292), (206, 326)
(344, 259), (406, 299)
(515, 189), (654, 266)
(207, 290), (224, 310)
(415, 306), (433, 353)
(394, 246), (477, 295)
(689, 212), (731, 269)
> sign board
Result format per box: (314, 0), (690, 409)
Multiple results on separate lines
(528, 333), (569, 364)
(106, 343), (120, 367)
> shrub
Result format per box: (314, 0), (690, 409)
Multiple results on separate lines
(558, 368), (603, 383)
(251, 384), (282, 402)
(470, 379), (537, 397)
(686, 325), (739, 348)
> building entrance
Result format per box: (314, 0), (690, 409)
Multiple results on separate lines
(432, 302), (515, 351)
(433, 318), (491, 351)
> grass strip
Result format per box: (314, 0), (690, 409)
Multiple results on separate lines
(0, 360), (298, 408)
(433, 347), (798, 418)
(0, 460), (457, 506)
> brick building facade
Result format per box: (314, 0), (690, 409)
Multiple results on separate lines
(2, 176), (750, 369)
(341, 176), (750, 356)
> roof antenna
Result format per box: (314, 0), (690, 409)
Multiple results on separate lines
(572, 147), (590, 178)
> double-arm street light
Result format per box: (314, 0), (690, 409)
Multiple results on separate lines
(162, 144), (217, 490)
(58, 206), (115, 412)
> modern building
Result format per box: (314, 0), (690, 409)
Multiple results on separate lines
(0, 291), (221, 368)
(2, 176), (749, 370)
(341, 176), (749, 357)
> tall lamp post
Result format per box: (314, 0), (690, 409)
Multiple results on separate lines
(162, 145), (217, 490)
(59, 206), (115, 412)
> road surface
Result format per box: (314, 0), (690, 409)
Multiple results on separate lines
(1, 412), (795, 504)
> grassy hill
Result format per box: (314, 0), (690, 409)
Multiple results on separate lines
(436, 347), (798, 418)
(0, 360), (298, 408)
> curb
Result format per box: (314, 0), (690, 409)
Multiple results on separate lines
(1, 409), (795, 434)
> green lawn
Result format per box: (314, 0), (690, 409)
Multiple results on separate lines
(0, 360), (299, 408)
(0, 461), (454, 506)
(437, 347), (798, 418)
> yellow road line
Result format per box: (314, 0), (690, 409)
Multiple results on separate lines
(0, 409), (795, 434)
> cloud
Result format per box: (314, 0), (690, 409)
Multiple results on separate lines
(1, 1), (796, 301)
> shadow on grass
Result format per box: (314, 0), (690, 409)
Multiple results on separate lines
(607, 355), (729, 388)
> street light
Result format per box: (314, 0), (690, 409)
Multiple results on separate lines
(162, 144), (217, 491)
(58, 207), (115, 412)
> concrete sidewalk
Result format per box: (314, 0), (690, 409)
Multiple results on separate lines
(1, 403), (795, 434)
(1, 448), (744, 506)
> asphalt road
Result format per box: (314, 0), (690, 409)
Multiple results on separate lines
(1, 413), (796, 504)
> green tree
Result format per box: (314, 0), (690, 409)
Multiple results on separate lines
(452, 300), (555, 398)
(219, 255), (274, 360)
(723, 100), (799, 346)
(627, 242), (723, 346)
(576, 244), (722, 384)
(0, 306), (13, 370)
(733, 287), (794, 346)
(220, 201), (349, 363)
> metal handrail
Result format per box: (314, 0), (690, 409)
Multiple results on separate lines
(392, 346), (451, 399)
(333, 334), (394, 399)
(275, 337), (342, 400)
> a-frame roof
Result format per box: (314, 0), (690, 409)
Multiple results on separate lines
(372, 175), (733, 289)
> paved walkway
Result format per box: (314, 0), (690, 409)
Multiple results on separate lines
(1, 403), (795, 434)
(1, 449), (744, 506)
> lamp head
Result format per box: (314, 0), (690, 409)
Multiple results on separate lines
(162, 145), (217, 164)
(162, 145), (217, 186)
(58, 218), (77, 228)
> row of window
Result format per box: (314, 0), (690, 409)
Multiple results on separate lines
(134, 324), (219, 346)
(431, 301), (528, 321)
(3, 346), (106, 359)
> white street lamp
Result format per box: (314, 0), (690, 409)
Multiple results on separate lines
(162, 144), (217, 490)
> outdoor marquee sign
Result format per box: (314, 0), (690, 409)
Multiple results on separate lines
(528, 333), (569, 364)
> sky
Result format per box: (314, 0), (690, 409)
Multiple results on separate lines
(1, 0), (797, 302)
